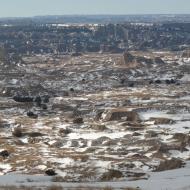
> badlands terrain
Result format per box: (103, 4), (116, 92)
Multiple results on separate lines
(0, 50), (190, 189)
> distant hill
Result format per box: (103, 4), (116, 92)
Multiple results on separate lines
(0, 14), (190, 25)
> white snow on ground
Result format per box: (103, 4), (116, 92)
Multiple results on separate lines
(0, 164), (12, 170)
(35, 165), (47, 170)
(139, 110), (169, 120)
(68, 131), (128, 140)
(157, 121), (190, 134)
(170, 148), (190, 159)
(49, 157), (74, 167)
(20, 137), (28, 144)
(139, 110), (190, 121)
(93, 160), (111, 170)
(183, 58), (190, 64)
(1, 163), (190, 189)
(180, 74), (190, 82)
(179, 96), (190, 100)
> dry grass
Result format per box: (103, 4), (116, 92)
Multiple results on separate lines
(47, 186), (63, 190)
(101, 169), (124, 181)
(102, 187), (113, 190)
(155, 158), (185, 172)
(70, 154), (89, 162)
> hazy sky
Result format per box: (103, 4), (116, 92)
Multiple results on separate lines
(0, 0), (189, 17)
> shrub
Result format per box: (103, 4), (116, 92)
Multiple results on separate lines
(59, 128), (72, 135)
(12, 127), (23, 137)
(73, 117), (84, 124)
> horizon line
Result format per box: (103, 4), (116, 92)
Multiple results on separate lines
(0, 13), (190, 19)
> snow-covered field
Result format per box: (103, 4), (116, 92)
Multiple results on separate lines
(0, 51), (189, 189)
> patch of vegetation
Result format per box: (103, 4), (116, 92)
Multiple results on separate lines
(12, 127), (23, 137)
